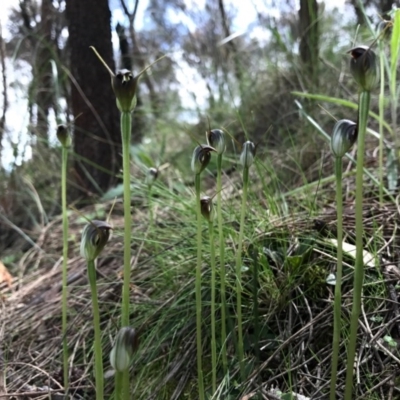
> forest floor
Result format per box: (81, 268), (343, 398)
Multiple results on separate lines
(2, 145), (400, 399)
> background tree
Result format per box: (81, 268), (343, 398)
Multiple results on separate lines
(10, 0), (62, 158)
(0, 22), (7, 167)
(66, 0), (121, 200)
(33, 0), (54, 154)
(299, 0), (319, 88)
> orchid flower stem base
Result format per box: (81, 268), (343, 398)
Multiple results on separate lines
(252, 250), (260, 366)
(217, 154), (228, 374)
(378, 41), (385, 206)
(236, 166), (249, 381)
(195, 173), (205, 400)
(115, 371), (123, 400)
(330, 157), (344, 400)
(61, 146), (69, 392)
(209, 220), (217, 394)
(344, 90), (371, 400)
(121, 111), (132, 398)
(87, 259), (104, 400)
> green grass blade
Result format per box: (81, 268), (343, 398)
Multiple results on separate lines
(390, 9), (400, 95)
(292, 92), (393, 136)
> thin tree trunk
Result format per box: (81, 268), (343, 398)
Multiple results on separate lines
(299, 0), (319, 88)
(0, 21), (8, 167)
(66, 0), (121, 200)
(217, 0), (244, 99)
(33, 0), (54, 155)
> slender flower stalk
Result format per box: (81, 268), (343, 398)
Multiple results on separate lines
(201, 195), (217, 393)
(329, 119), (357, 400)
(344, 46), (379, 400)
(236, 141), (256, 380)
(377, 24), (388, 205)
(251, 247), (260, 366)
(89, 51), (136, 324)
(120, 111), (134, 399)
(57, 124), (71, 392)
(88, 260), (104, 400)
(81, 220), (112, 400)
(192, 144), (215, 400)
(389, 12), (400, 168)
(195, 173), (205, 400)
(90, 46), (163, 398)
(206, 129), (228, 373)
(120, 111), (132, 329)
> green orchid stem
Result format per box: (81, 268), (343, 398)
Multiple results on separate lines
(236, 165), (249, 381)
(87, 259), (104, 400)
(208, 219), (217, 394)
(378, 41), (385, 205)
(195, 173), (205, 400)
(61, 145), (69, 392)
(330, 157), (344, 400)
(121, 111), (132, 325)
(216, 154), (228, 373)
(121, 111), (132, 398)
(344, 90), (370, 400)
(252, 251), (260, 366)
(115, 371), (123, 400)
(148, 188), (154, 229)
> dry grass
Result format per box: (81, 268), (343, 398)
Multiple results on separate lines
(1, 150), (400, 399)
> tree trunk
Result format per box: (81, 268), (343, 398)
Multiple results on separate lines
(0, 22), (7, 167)
(299, 0), (319, 88)
(66, 0), (121, 201)
(33, 0), (54, 156)
(217, 0), (244, 99)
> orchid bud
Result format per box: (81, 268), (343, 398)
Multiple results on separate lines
(91, 46), (165, 113)
(90, 47), (137, 113)
(200, 196), (214, 222)
(109, 327), (139, 372)
(349, 46), (379, 91)
(206, 129), (226, 155)
(80, 220), (112, 262)
(112, 69), (139, 113)
(331, 119), (357, 158)
(239, 141), (256, 168)
(56, 124), (71, 148)
(145, 167), (158, 188)
(191, 145), (215, 175)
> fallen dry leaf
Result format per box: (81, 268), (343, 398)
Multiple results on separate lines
(0, 261), (13, 288)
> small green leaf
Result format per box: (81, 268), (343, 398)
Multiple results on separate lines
(384, 335), (397, 348)
(285, 255), (303, 269)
